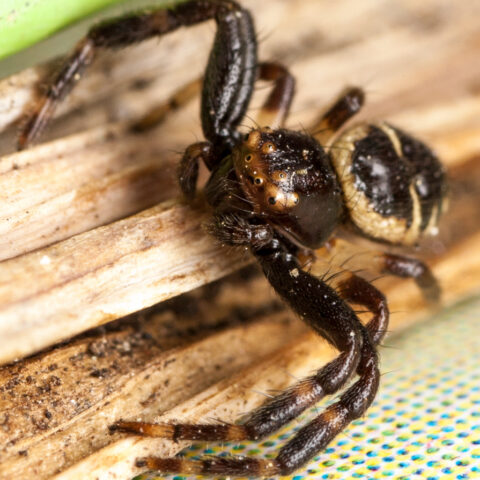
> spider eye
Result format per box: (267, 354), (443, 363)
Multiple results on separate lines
(272, 170), (288, 182)
(244, 133), (250, 140)
(268, 196), (276, 205)
(262, 142), (276, 154)
(254, 177), (263, 185)
(245, 154), (252, 162)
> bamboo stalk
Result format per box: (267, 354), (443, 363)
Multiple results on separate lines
(0, 199), (248, 364)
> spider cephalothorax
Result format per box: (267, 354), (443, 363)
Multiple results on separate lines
(19, 0), (446, 476)
(231, 127), (344, 248)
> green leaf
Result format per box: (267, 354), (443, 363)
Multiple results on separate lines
(0, 0), (123, 60)
(0, 0), (187, 61)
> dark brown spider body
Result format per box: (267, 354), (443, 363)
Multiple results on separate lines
(19, 0), (446, 476)
(227, 122), (446, 250)
(230, 127), (344, 249)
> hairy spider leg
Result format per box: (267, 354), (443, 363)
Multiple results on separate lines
(178, 61), (295, 198)
(348, 249), (441, 304)
(18, 37), (95, 150)
(177, 142), (214, 200)
(310, 86), (365, 145)
(18, 0), (256, 150)
(320, 241), (441, 304)
(331, 271), (389, 345)
(380, 253), (441, 303)
(112, 237), (383, 476)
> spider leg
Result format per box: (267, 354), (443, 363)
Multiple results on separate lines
(133, 61), (293, 134)
(18, 37), (95, 150)
(309, 86), (365, 145)
(322, 240), (441, 304)
(112, 324), (359, 445)
(116, 335), (377, 477)
(333, 271), (389, 345)
(177, 142), (218, 200)
(18, 0), (256, 150)
(272, 328), (378, 475)
(112, 236), (382, 476)
(126, 327), (373, 479)
(256, 62), (295, 129)
(380, 253), (441, 303)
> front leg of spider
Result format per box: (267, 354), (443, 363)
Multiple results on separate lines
(18, 0), (258, 151)
(115, 243), (380, 476)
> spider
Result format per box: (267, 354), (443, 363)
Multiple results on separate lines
(19, 0), (447, 476)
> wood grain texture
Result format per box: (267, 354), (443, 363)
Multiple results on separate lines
(0, 277), (307, 479)
(0, 0), (479, 478)
(0, 0), (479, 364)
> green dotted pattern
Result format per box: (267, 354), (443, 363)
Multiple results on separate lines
(136, 295), (480, 480)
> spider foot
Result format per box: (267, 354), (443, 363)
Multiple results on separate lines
(110, 421), (175, 437)
(111, 420), (248, 442)
(136, 456), (280, 476)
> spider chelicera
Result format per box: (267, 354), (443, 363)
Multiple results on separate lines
(19, 0), (447, 476)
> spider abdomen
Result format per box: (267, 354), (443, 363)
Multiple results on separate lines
(330, 122), (446, 245)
